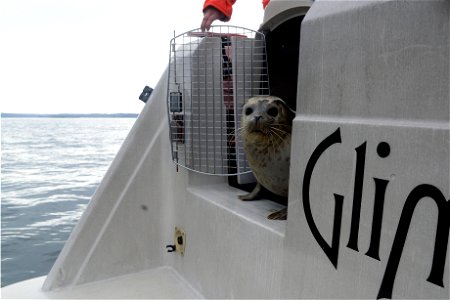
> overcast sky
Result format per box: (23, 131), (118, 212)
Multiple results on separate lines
(0, 0), (264, 114)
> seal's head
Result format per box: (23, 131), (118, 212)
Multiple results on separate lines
(241, 96), (295, 142)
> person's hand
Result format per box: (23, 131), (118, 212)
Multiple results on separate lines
(201, 6), (226, 32)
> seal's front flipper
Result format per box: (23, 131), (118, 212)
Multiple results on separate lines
(239, 182), (262, 201)
(267, 208), (287, 220)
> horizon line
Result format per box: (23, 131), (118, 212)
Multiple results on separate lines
(1, 112), (139, 118)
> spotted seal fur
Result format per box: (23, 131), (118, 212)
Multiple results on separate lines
(238, 96), (295, 220)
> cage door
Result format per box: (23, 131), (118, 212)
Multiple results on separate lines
(167, 26), (269, 176)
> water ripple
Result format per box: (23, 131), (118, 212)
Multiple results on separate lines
(1, 118), (135, 287)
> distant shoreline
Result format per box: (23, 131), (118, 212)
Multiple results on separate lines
(1, 113), (139, 118)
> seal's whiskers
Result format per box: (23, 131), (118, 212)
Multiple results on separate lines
(269, 127), (288, 148)
(269, 125), (290, 137)
(267, 132), (279, 156)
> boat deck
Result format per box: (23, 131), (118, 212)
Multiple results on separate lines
(1, 267), (203, 299)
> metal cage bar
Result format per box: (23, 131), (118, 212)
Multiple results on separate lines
(167, 25), (270, 175)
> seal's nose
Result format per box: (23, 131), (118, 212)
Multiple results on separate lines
(253, 115), (263, 131)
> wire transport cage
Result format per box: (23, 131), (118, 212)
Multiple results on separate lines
(167, 25), (270, 176)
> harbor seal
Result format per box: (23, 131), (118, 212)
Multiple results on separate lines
(238, 96), (295, 220)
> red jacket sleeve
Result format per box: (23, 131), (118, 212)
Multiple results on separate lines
(203, 0), (236, 21)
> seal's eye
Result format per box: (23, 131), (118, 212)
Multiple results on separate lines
(245, 107), (253, 116)
(267, 107), (278, 117)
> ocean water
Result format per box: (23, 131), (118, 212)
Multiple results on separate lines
(1, 117), (136, 287)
